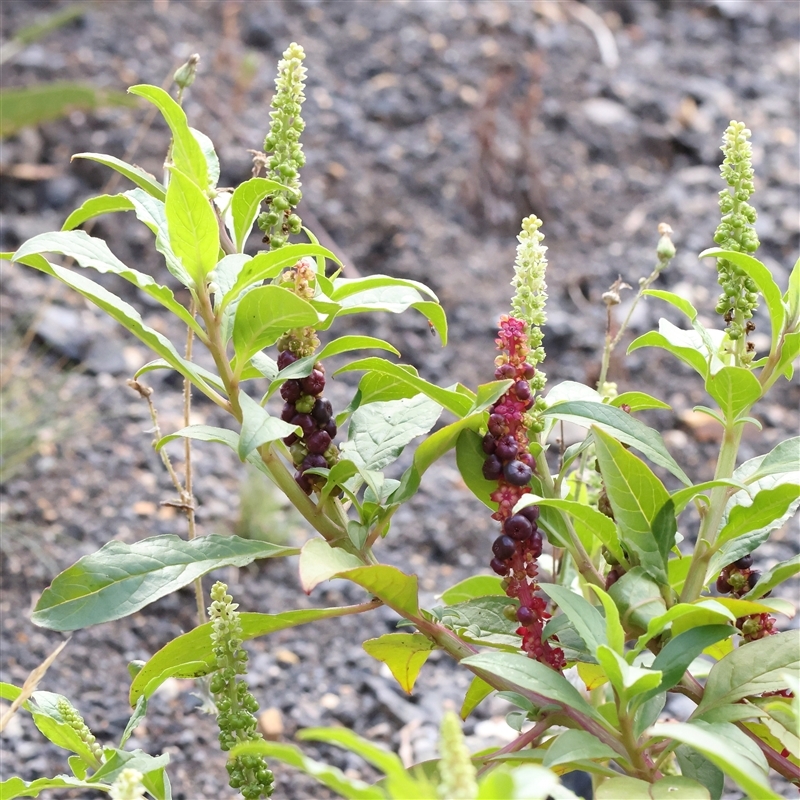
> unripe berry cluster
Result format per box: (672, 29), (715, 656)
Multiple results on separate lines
(485, 316), (564, 671)
(715, 553), (775, 644)
(278, 350), (339, 495)
(56, 697), (103, 765)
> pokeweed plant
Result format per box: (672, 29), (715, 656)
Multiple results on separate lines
(1, 45), (798, 800)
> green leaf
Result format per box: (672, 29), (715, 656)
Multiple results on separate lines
(230, 741), (383, 800)
(336, 565), (420, 618)
(471, 380), (514, 414)
(232, 285), (318, 365)
(586, 584), (625, 656)
(298, 727), (406, 779)
(644, 289), (698, 321)
(774, 330), (800, 380)
(0, 776), (110, 799)
(72, 152), (166, 199)
(610, 392), (670, 412)
(62, 193), (134, 230)
(362, 633), (434, 694)
(744, 554), (800, 600)
(597, 776), (710, 800)
(164, 167), (219, 286)
(595, 645), (661, 701)
(716, 483), (800, 547)
(128, 84), (208, 189)
(542, 401), (690, 485)
(705, 366), (761, 421)
(455, 429), (500, 511)
(461, 676), (494, 720)
(593, 428), (671, 583)
(32, 534), (295, 631)
(633, 692), (666, 739)
(440, 575), (504, 605)
(335, 358), (473, 417)
(628, 324), (709, 380)
(743, 436), (800, 484)
(229, 176), (291, 252)
(119, 695), (147, 748)
(411, 300), (448, 345)
(331, 274), (438, 303)
(189, 126), (219, 190)
(700, 248), (786, 347)
(675, 746), (723, 800)
(538, 584), (607, 657)
(339, 394), (442, 471)
(298, 539), (364, 594)
(695, 630), (800, 715)
(461, 652), (611, 727)
(647, 721), (777, 799)
(13, 230), (203, 336)
(670, 479), (750, 515)
(543, 729), (619, 769)
(129, 602), (374, 704)
(441, 596), (521, 649)
(26, 692), (101, 766)
(237, 391), (299, 460)
(607, 568), (666, 634)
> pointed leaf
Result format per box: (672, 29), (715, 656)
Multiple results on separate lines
(362, 633), (434, 693)
(643, 289), (698, 321)
(705, 366), (761, 421)
(461, 676), (494, 720)
(26, 692), (102, 765)
(675, 746), (723, 800)
(538, 583), (607, 657)
(0, 776), (110, 798)
(32, 534), (296, 631)
(455, 428), (501, 511)
(71, 152), (165, 199)
(298, 727), (406, 779)
(331, 275), (438, 303)
(336, 565), (420, 619)
(440, 575), (504, 605)
(586, 584), (625, 655)
(543, 729), (619, 768)
(610, 392), (670, 412)
(596, 645), (661, 701)
(717, 483), (800, 547)
(189, 126), (219, 189)
(744, 554), (800, 600)
(237, 391), (299, 460)
(607, 568), (666, 633)
(628, 324), (709, 379)
(229, 177), (289, 251)
(299, 539), (364, 594)
(62, 193), (134, 230)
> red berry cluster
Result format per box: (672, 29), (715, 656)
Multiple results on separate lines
(484, 316), (565, 671)
(278, 350), (339, 494)
(716, 553), (775, 643)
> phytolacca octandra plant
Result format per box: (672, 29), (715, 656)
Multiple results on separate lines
(716, 552), (776, 643)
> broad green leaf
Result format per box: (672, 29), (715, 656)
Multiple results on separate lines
(298, 727), (406, 779)
(743, 437), (800, 484)
(611, 392), (670, 412)
(628, 323), (709, 379)
(542, 400), (689, 485)
(189, 126), (219, 189)
(62, 193), (134, 230)
(0, 776), (110, 799)
(644, 289), (698, 321)
(72, 152), (165, 199)
(744, 554), (800, 600)
(586, 584), (624, 655)
(700, 248), (786, 347)
(597, 776), (710, 800)
(230, 741), (382, 800)
(670, 479), (750, 515)
(632, 602), (734, 655)
(787, 256), (800, 325)
(607, 568), (666, 633)
(633, 692), (666, 739)
(164, 167), (218, 286)
(336, 565), (420, 618)
(362, 633), (434, 693)
(128, 84), (207, 189)
(461, 676), (494, 720)
(455, 428), (500, 511)
(543, 730), (619, 768)
(647, 721), (776, 799)
(696, 630), (800, 715)
(237, 391), (298, 460)
(675, 746), (723, 800)
(338, 394), (442, 471)
(705, 366), (761, 421)
(440, 575), (504, 605)
(229, 177), (288, 251)
(32, 534), (295, 631)
(461, 652), (611, 727)
(232, 285), (318, 365)
(331, 274), (438, 303)
(335, 358), (473, 417)
(441, 596), (521, 649)
(470, 380), (514, 414)
(411, 300), (448, 345)
(90, 749), (170, 791)
(773, 330), (800, 380)
(13, 230), (203, 336)
(11, 252), (218, 402)
(26, 692), (101, 766)
(130, 602), (376, 704)
(299, 539), (364, 594)
(596, 645), (661, 701)
(593, 428), (671, 583)
(119, 695), (147, 748)
(716, 483), (800, 547)
(539, 584), (607, 657)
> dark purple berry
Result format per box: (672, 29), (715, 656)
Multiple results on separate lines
(492, 535), (517, 560)
(482, 433), (497, 455)
(490, 557), (509, 576)
(280, 380), (302, 403)
(306, 430), (332, 455)
(281, 402), (296, 422)
(495, 435), (519, 463)
(734, 554), (753, 570)
(504, 514), (532, 541)
(606, 568), (622, 589)
(301, 369), (325, 396)
(278, 351), (298, 370)
(519, 504), (540, 524)
(482, 455), (503, 481)
(291, 413), (315, 437)
(283, 432), (299, 446)
(488, 413), (506, 436)
(716, 575), (733, 594)
(522, 363), (535, 380)
(747, 570), (761, 591)
(518, 451), (534, 468)
(495, 363), (516, 380)
(516, 606), (535, 626)
(322, 419), (338, 439)
(302, 453), (328, 471)
(529, 529), (543, 558)
(514, 381), (531, 401)
(311, 397), (333, 425)
(295, 471), (313, 495)
(504, 460), (532, 486)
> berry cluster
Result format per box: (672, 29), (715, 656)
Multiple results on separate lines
(484, 316), (565, 671)
(278, 350), (338, 495)
(716, 553), (775, 643)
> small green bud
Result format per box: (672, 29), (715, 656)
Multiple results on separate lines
(173, 54), (200, 90)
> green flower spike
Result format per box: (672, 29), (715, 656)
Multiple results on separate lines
(258, 42), (307, 250)
(110, 768), (145, 800)
(55, 697), (103, 765)
(209, 582), (274, 799)
(713, 121), (760, 354)
(437, 711), (478, 800)
(511, 214), (549, 392)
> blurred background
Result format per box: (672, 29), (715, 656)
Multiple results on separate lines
(1, 1), (798, 797)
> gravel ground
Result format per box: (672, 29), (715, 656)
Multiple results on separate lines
(1, 1), (798, 798)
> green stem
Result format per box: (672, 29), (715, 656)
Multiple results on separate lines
(617, 699), (651, 780)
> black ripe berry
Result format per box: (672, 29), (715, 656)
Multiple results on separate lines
(482, 455), (503, 481)
(482, 433), (497, 455)
(504, 514), (532, 541)
(522, 362), (535, 380)
(516, 605), (534, 625)
(294, 471), (313, 495)
(514, 381), (531, 401)
(495, 363), (516, 380)
(278, 350), (298, 370)
(306, 430), (332, 455)
(280, 380), (302, 403)
(490, 557), (510, 576)
(302, 453), (328, 471)
(311, 397), (333, 425)
(504, 460), (532, 486)
(322, 419), (338, 439)
(734, 554), (753, 570)
(529, 529), (543, 558)
(519, 504), (540, 524)
(283, 432), (299, 446)
(291, 413), (316, 437)
(495, 435), (519, 462)
(747, 570), (761, 591)
(488, 413), (506, 437)
(281, 402), (296, 422)
(492, 535), (517, 560)
(716, 574), (733, 594)
(302, 369), (325, 396)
